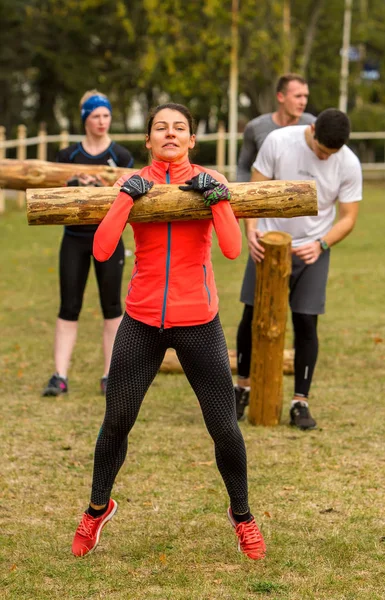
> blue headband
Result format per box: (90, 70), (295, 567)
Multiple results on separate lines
(81, 95), (112, 123)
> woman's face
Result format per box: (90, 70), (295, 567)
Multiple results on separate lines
(146, 108), (196, 162)
(85, 107), (111, 137)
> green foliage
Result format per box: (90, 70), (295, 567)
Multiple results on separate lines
(349, 103), (385, 131)
(0, 0), (384, 133)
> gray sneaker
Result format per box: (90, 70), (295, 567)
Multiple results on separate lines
(42, 373), (68, 397)
(234, 386), (250, 421)
(289, 401), (317, 430)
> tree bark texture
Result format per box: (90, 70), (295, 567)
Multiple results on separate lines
(0, 159), (135, 190)
(26, 180), (317, 225)
(160, 348), (294, 375)
(248, 231), (292, 426)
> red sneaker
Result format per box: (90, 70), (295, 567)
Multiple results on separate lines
(72, 499), (118, 557)
(227, 507), (266, 560)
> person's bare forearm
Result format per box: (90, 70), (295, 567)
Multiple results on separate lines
(321, 203), (359, 248)
(244, 218), (258, 236)
(293, 202), (360, 264)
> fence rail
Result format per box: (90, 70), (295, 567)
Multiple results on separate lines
(0, 124), (384, 213)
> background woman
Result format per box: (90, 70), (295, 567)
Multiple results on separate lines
(42, 90), (134, 397)
(71, 103), (266, 561)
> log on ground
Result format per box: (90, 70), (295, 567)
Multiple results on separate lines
(0, 159), (135, 190)
(160, 348), (294, 375)
(26, 180), (317, 225)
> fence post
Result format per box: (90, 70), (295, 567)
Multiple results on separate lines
(248, 231), (292, 426)
(0, 126), (5, 213)
(17, 124), (27, 209)
(59, 129), (69, 150)
(216, 121), (226, 175)
(37, 122), (47, 160)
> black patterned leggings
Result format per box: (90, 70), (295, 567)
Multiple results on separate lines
(91, 313), (249, 514)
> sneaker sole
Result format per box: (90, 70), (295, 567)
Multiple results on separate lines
(42, 388), (68, 397)
(79, 500), (118, 558)
(227, 508), (242, 553)
(289, 422), (317, 430)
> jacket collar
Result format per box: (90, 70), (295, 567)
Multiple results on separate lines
(150, 158), (193, 183)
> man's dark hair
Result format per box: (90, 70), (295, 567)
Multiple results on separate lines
(314, 108), (351, 149)
(276, 73), (308, 94)
(146, 103), (196, 136)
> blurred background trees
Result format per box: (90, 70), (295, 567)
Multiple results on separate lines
(0, 0), (384, 136)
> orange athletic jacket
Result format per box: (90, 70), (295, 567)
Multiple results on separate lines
(93, 158), (242, 329)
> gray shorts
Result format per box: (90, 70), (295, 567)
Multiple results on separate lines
(240, 249), (330, 315)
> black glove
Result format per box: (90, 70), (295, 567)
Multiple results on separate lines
(66, 175), (103, 187)
(66, 176), (80, 187)
(202, 183), (231, 206)
(120, 174), (154, 199)
(179, 173), (220, 193)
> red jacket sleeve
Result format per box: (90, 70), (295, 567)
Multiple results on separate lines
(93, 191), (134, 261)
(211, 200), (242, 259)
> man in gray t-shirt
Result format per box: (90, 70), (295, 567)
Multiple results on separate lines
(235, 73), (315, 421)
(237, 74), (315, 182)
(236, 109), (362, 431)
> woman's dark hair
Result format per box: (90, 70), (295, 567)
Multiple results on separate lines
(146, 103), (196, 136)
(314, 108), (351, 150)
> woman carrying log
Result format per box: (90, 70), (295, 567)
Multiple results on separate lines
(71, 103), (266, 562)
(42, 90), (134, 397)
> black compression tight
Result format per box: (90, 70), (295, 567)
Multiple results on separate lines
(236, 304), (254, 379)
(58, 233), (124, 321)
(237, 306), (318, 397)
(292, 312), (318, 398)
(91, 313), (249, 514)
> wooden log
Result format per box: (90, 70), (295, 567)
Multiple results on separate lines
(248, 231), (292, 426)
(160, 348), (294, 375)
(26, 180), (317, 225)
(0, 159), (135, 190)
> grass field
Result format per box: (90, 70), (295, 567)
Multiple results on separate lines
(1, 183), (385, 600)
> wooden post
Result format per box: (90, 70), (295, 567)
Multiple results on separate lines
(0, 126), (5, 213)
(216, 122), (226, 175)
(16, 125), (27, 209)
(248, 231), (292, 426)
(59, 129), (69, 150)
(37, 123), (47, 161)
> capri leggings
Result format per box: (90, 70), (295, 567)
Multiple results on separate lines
(91, 313), (249, 515)
(58, 232), (125, 321)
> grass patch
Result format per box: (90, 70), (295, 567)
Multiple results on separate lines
(249, 580), (287, 594)
(1, 183), (385, 599)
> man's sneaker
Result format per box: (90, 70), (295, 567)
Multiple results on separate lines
(227, 507), (266, 560)
(72, 498), (118, 557)
(42, 373), (68, 397)
(234, 386), (250, 421)
(290, 400), (317, 430)
(100, 376), (108, 395)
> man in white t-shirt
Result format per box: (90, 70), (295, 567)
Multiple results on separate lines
(236, 108), (362, 429)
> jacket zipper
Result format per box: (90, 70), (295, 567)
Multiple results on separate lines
(203, 264), (211, 305)
(160, 169), (171, 332)
(127, 263), (138, 296)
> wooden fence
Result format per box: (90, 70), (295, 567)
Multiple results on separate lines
(0, 124), (384, 213)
